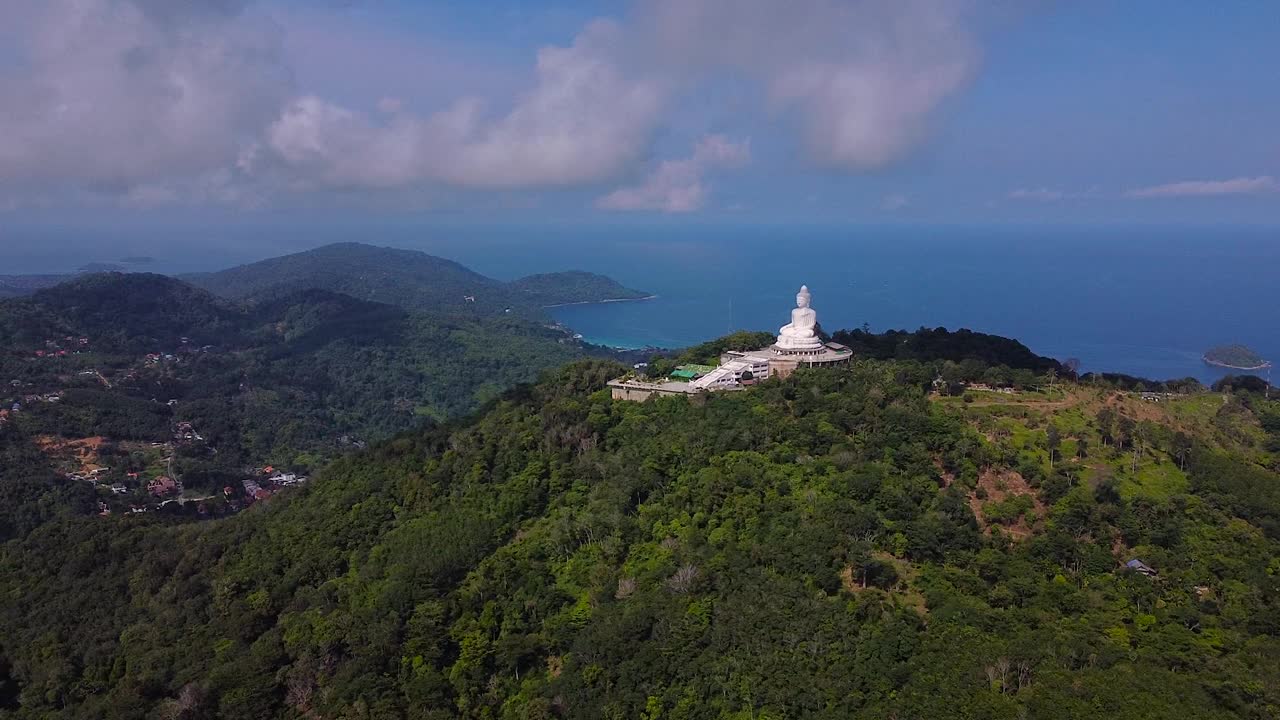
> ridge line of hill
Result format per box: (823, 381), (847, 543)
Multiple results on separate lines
(180, 242), (651, 316)
(0, 242), (651, 317)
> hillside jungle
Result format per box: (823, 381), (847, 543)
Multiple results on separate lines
(1, 315), (1277, 719)
(0, 271), (593, 533)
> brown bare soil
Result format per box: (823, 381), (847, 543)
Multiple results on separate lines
(840, 565), (860, 594)
(968, 468), (1045, 540)
(34, 435), (109, 473)
(934, 457), (956, 488)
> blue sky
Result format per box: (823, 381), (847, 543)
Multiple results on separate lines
(1, 0), (1278, 239)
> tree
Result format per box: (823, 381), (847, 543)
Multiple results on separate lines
(1116, 415), (1136, 452)
(1062, 358), (1082, 378)
(1127, 420), (1146, 473)
(1096, 407), (1115, 446)
(1046, 425), (1061, 466)
(1172, 431), (1192, 471)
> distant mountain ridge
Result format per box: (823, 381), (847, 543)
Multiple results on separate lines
(22, 273), (243, 351)
(182, 242), (648, 315)
(0, 243), (648, 316)
(0, 263), (127, 299)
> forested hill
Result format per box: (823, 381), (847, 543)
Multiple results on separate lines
(507, 270), (651, 306)
(182, 243), (499, 313)
(0, 273), (589, 511)
(0, 277), (60, 299)
(2, 348), (1278, 718)
(0, 264), (129, 300)
(183, 242), (648, 315)
(20, 273), (244, 351)
(831, 326), (1064, 375)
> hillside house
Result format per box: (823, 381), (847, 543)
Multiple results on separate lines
(147, 476), (178, 497)
(270, 473), (307, 487)
(1125, 559), (1158, 577)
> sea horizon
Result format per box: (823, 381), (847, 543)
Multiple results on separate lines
(3, 223), (1277, 383)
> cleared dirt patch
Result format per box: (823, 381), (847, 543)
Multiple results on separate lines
(933, 457), (956, 488)
(968, 468), (1045, 540)
(35, 435), (109, 474)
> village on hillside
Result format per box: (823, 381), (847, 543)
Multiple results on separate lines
(3, 333), (310, 518)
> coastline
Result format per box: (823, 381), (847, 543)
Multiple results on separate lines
(542, 294), (658, 309)
(1202, 355), (1272, 371)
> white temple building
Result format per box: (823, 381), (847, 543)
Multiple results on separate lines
(609, 285), (852, 401)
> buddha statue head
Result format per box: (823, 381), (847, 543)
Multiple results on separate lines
(796, 285), (811, 309)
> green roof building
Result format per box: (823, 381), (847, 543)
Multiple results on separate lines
(671, 364), (716, 380)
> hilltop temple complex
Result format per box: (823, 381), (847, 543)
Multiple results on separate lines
(609, 285), (852, 401)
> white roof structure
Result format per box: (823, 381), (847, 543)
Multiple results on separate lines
(690, 361), (750, 390)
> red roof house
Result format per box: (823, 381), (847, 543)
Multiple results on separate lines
(147, 476), (178, 497)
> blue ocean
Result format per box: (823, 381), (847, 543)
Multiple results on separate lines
(457, 225), (1280, 385)
(5, 224), (1278, 383)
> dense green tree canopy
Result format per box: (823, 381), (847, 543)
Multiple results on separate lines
(3, 269), (1279, 719)
(1, 355), (1277, 719)
(0, 275), (590, 480)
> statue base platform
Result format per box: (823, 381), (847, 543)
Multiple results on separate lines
(763, 341), (854, 379)
(771, 340), (826, 355)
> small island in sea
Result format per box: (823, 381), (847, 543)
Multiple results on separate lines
(1203, 343), (1271, 370)
(511, 270), (652, 307)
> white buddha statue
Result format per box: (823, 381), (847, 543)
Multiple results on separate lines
(776, 285), (824, 351)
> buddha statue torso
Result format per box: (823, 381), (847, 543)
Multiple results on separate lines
(782, 306), (816, 337)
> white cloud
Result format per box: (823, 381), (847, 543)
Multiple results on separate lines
(640, 0), (979, 170)
(430, 20), (666, 189)
(880, 194), (909, 211)
(0, 0), (290, 197)
(1008, 188), (1066, 202)
(1126, 176), (1280, 198)
(597, 135), (749, 212)
(256, 19), (667, 191)
(0, 0), (988, 207)
(121, 184), (181, 209)
(1006, 186), (1102, 202)
(264, 96), (426, 189)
